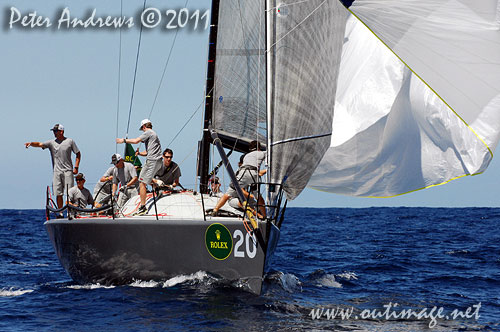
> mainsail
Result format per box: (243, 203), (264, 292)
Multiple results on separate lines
(211, 0), (267, 146)
(268, 0), (348, 200)
(310, 0), (500, 197)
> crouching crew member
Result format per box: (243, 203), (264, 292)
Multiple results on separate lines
(110, 153), (139, 208)
(68, 173), (99, 209)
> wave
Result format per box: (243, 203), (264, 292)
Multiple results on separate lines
(266, 271), (302, 292)
(0, 287), (34, 297)
(129, 271), (212, 288)
(337, 271), (359, 281)
(11, 261), (50, 267)
(307, 270), (343, 288)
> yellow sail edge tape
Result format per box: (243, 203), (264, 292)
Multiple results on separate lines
(310, 170), (485, 198)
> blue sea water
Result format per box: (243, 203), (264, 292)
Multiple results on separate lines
(1, 208), (499, 331)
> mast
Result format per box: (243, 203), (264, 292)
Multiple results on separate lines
(198, 0), (220, 194)
(265, 0), (275, 214)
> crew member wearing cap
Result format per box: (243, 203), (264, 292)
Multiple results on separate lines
(116, 119), (161, 215)
(25, 124), (81, 208)
(68, 173), (98, 211)
(93, 166), (114, 206)
(110, 153), (139, 208)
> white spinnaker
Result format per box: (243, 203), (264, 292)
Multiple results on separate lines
(310, 0), (500, 197)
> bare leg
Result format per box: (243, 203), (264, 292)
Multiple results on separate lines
(213, 193), (230, 212)
(139, 182), (147, 206)
(257, 196), (266, 218)
(56, 195), (63, 209)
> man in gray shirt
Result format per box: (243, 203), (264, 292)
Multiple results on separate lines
(68, 173), (95, 209)
(152, 148), (181, 191)
(116, 119), (162, 215)
(110, 153), (139, 208)
(25, 123), (81, 208)
(93, 166), (114, 206)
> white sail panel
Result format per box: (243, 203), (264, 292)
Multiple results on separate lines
(269, 0), (347, 200)
(310, 1), (500, 197)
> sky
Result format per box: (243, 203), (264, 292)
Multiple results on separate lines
(2, 0), (500, 209)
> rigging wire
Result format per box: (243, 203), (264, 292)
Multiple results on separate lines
(125, 0), (147, 138)
(147, 0), (190, 119)
(115, 0), (124, 153)
(166, 86), (214, 147)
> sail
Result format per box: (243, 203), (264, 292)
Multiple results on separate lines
(211, 0), (267, 145)
(269, 1), (348, 200)
(310, 0), (500, 197)
(124, 143), (142, 175)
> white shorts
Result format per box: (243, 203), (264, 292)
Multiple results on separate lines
(139, 159), (162, 185)
(53, 170), (74, 196)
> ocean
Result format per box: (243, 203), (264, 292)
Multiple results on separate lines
(1, 208), (499, 331)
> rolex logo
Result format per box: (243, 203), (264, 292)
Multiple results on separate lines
(206, 223), (233, 260)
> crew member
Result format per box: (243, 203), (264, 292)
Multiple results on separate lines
(152, 148), (181, 191)
(25, 123), (81, 208)
(211, 141), (266, 217)
(68, 173), (98, 209)
(110, 153), (139, 208)
(93, 166), (114, 206)
(116, 119), (162, 215)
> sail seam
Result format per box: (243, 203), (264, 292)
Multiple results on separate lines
(271, 133), (332, 146)
(345, 8), (494, 159)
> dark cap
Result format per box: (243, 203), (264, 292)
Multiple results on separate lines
(50, 124), (64, 132)
(75, 173), (85, 181)
(111, 153), (123, 165)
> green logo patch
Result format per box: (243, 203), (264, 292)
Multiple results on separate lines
(205, 223), (233, 260)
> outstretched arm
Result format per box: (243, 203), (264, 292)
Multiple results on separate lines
(25, 142), (44, 149)
(116, 137), (141, 144)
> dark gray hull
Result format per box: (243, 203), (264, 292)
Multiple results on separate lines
(45, 217), (279, 294)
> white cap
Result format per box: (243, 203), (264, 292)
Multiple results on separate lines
(111, 153), (123, 165)
(139, 118), (151, 130)
(50, 124), (64, 131)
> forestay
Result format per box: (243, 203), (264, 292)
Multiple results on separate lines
(310, 0), (500, 197)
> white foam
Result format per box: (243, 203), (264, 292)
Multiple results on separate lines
(162, 271), (210, 287)
(280, 273), (302, 292)
(128, 271), (211, 288)
(129, 280), (162, 288)
(446, 249), (470, 255)
(337, 271), (359, 280)
(317, 274), (342, 288)
(0, 287), (34, 297)
(67, 283), (115, 290)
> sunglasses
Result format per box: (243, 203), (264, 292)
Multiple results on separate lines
(76, 179), (85, 182)
(164, 155), (172, 159)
